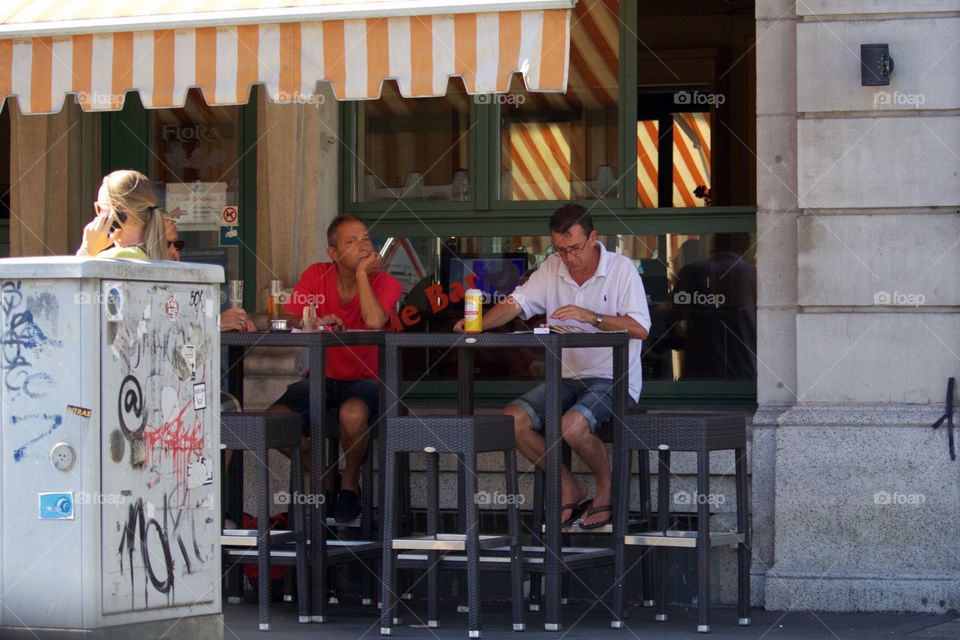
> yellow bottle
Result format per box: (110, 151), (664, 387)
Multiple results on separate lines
(464, 288), (483, 332)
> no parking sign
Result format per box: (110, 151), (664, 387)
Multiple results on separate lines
(220, 206), (240, 246)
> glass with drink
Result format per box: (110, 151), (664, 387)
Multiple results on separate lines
(268, 280), (283, 318)
(228, 280), (244, 309)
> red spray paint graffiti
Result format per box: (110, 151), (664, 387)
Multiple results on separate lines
(143, 398), (204, 503)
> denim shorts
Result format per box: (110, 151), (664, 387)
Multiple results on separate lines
(275, 377), (379, 436)
(509, 377), (636, 433)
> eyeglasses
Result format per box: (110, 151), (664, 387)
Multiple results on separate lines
(168, 240), (186, 250)
(550, 239), (589, 257)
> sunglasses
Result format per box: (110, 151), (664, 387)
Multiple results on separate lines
(167, 240), (186, 251)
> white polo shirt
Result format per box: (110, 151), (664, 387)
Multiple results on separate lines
(513, 242), (651, 401)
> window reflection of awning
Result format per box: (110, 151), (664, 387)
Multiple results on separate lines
(0, 0), (574, 114)
(503, 0), (619, 199)
(636, 113), (712, 208)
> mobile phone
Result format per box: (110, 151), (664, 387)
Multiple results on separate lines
(108, 209), (128, 233)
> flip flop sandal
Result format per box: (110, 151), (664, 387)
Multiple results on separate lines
(577, 504), (613, 530)
(560, 499), (592, 527)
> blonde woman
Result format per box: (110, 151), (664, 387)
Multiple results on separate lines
(76, 170), (167, 260)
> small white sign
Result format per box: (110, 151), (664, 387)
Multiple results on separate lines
(182, 345), (197, 373)
(193, 382), (206, 410)
(166, 182), (227, 230)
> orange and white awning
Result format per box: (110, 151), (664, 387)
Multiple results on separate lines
(0, 0), (573, 114)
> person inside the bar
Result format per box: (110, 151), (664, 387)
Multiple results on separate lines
(454, 204), (651, 529)
(164, 218), (256, 332)
(76, 169), (168, 260)
(270, 214), (402, 522)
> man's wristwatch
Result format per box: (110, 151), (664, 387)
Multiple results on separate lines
(595, 313), (603, 327)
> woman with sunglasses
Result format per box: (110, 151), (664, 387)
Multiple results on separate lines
(76, 170), (167, 260)
(164, 217), (256, 333)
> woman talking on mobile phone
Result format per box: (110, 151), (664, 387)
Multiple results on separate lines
(76, 170), (168, 260)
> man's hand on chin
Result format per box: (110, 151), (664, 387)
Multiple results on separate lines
(356, 252), (382, 277)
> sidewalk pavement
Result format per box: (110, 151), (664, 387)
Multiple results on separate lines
(221, 599), (960, 639)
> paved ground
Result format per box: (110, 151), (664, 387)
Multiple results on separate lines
(221, 599), (960, 639)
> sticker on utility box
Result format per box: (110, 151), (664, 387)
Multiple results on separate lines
(103, 282), (124, 321)
(193, 382), (207, 410)
(39, 492), (74, 520)
(67, 405), (92, 419)
(164, 294), (180, 321)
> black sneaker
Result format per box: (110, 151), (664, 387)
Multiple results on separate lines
(324, 490), (338, 520)
(334, 489), (361, 523)
(324, 470), (342, 520)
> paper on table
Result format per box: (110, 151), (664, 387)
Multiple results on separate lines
(537, 324), (628, 334)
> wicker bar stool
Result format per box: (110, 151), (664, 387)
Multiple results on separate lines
(322, 406), (382, 609)
(380, 415), (524, 638)
(610, 413), (750, 633)
(527, 416), (654, 610)
(221, 412), (310, 631)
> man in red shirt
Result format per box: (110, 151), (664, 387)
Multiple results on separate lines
(271, 215), (402, 522)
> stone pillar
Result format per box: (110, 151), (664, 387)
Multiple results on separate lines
(753, 0), (799, 608)
(761, 0), (960, 613)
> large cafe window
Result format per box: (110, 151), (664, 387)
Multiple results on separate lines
(346, 0), (758, 406)
(377, 232), (756, 388)
(355, 79), (471, 203)
(150, 89), (243, 292)
(102, 89), (251, 309)
(500, 0), (620, 201)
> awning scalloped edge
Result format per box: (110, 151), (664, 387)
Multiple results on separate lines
(0, 9), (571, 115)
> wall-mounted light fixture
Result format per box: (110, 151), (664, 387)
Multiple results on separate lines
(861, 44), (895, 86)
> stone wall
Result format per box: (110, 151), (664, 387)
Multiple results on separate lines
(757, 0), (960, 613)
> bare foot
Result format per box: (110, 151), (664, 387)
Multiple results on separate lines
(560, 482), (589, 525)
(578, 483), (612, 528)
(577, 503), (613, 529)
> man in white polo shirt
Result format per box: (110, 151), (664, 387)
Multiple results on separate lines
(455, 204), (650, 528)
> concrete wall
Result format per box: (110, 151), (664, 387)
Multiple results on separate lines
(757, 0), (960, 613)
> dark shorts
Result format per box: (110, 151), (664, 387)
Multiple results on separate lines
(274, 377), (379, 436)
(509, 377), (637, 433)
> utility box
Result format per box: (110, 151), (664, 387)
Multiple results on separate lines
(0, 257), (224, 639)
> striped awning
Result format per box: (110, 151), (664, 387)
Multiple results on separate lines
(0, 0), (574, 114)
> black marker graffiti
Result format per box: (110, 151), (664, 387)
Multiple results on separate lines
(118, 497), (174, 607)
(189, 290), (203, 316)
(118, 375), (146, 438)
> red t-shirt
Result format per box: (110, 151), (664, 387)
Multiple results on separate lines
(284, 263), (402, 381)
